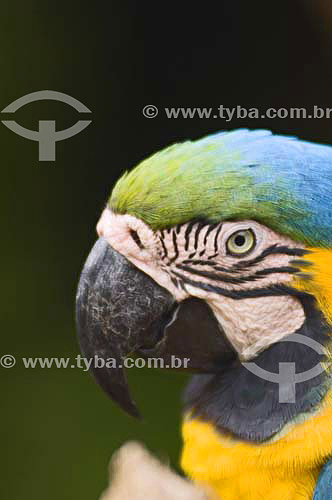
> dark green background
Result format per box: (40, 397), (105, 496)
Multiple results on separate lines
(1, 1), (332, 499)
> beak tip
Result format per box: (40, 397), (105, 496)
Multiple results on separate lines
(109, 391), (141, 419)
(127, 405), (142, 420)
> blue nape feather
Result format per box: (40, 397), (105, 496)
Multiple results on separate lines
(313, 461), (332, 499)
(205, 130), (332, 247)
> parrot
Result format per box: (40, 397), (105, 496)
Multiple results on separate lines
(76, 129), (332, 500)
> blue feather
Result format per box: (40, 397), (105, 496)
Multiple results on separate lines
(111, 129), (332, 246)
(313, 461), (332, 499)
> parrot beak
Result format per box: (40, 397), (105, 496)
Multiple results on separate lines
(76, 238), (234, 417)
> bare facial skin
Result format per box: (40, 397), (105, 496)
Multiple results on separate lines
(97, 208), (305, 360)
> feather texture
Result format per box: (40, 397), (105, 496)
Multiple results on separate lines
(313, 460), (332, 499)
(110, 129), (332, 246)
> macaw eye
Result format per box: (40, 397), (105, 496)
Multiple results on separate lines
(226, 229), (255, 256)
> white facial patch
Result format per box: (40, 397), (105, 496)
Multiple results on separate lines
(208, 295), (305, 360)
(97, 208), (306, 360)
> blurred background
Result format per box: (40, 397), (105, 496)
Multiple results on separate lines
(1, 1), (332, 499)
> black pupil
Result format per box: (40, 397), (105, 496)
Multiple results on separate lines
(234, 234), (246, 247)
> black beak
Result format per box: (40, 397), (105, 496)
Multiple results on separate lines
(76, 238), (234, 417)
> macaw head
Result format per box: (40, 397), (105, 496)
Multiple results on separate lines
(76, 130), (332, 439)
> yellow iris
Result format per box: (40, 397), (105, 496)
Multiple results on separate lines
(226, 229), (255, 256)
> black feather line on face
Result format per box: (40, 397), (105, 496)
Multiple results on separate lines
(207, 253), (219, 260)
(183, 294), (330, 443)
(203, 222), (219, 246)
(171, 270), (307, 299)
(184, 221), (197, 251)
(213, 224), (223, 253)
(168, 229), (179, 263)
(194, 222), (207, 250)
(159, 234), (168, 259)
(182, 242), (305, 270)
(182, 258), (222, 266)
(234, 245), (308, 270)
(130, 230), (144, 250)
(290, 259), (313, 268)
(175, 223), (183, 235)
(175, 264), (298, 285)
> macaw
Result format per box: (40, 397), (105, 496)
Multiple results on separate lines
(76, 129), (332, 500)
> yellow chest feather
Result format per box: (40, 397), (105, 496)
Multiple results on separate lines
(180, 248), (332, 499)
(181, 393), (332, 500)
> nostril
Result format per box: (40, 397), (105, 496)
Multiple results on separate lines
(130, 229), (144, 250)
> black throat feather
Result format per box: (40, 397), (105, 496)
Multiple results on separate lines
(183, 293), (331, 443)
